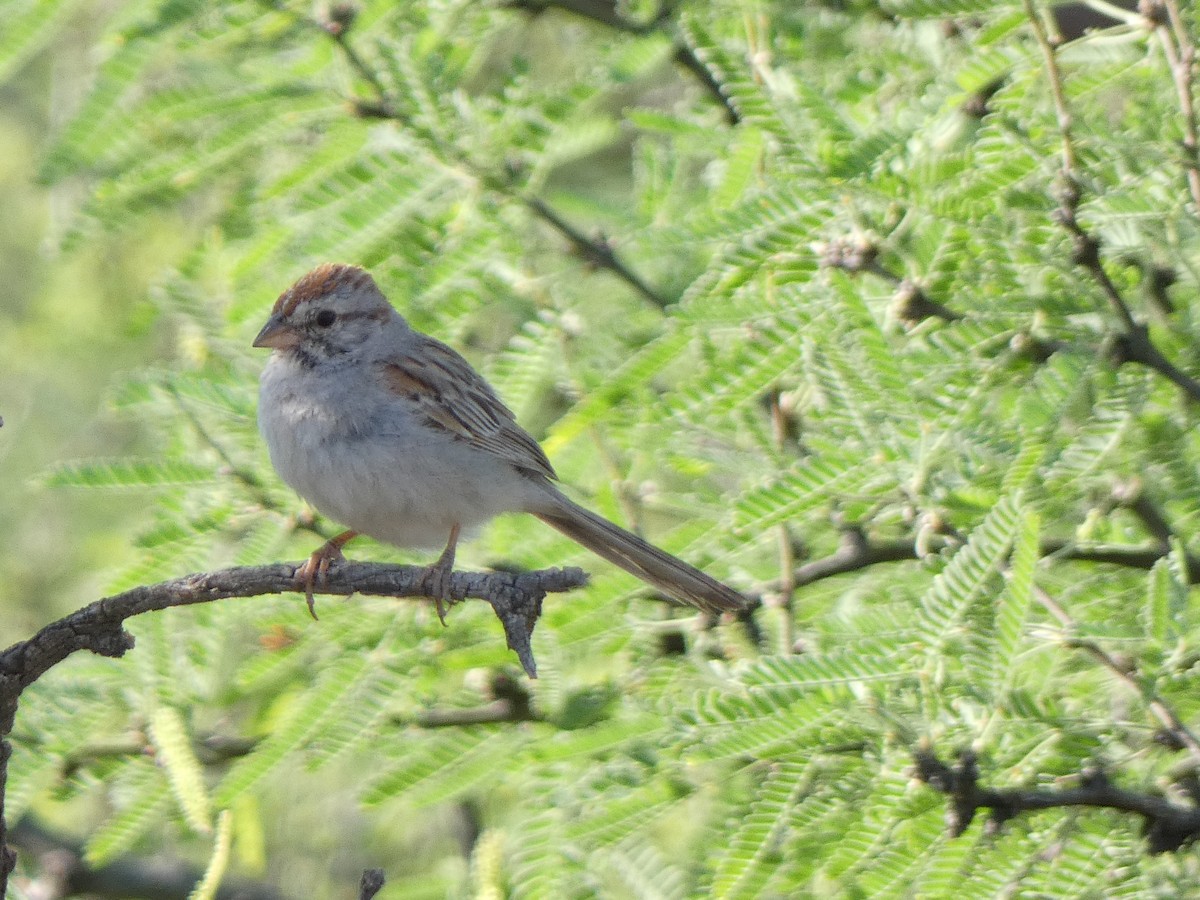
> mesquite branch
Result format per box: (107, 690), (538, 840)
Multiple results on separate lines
(1024, 0), (1200, 402)
(0, 562), (587, 893)
(916, 749), (1200, 853)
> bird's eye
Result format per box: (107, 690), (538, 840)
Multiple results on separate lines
(314, 309), (337, 328)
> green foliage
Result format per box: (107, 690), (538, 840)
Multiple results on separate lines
(6, 0), (1200, 895)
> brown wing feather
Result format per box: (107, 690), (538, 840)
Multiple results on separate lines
(380, 335), (557, 481)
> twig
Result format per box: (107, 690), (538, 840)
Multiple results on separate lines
(1150, 0), (1200, 209)
(763, 520), (1200, 763)
(522, 197), (670, 308)
(916, 748), (1200, 853)
(412, 673), (540, 726)
(775, 525), (1200, 591)
(1025, 0), (1200, 401)
(413, 699), (540, 727)
(767, 388), (797, 653)
(789, 528), (919, 587)
(503, 0), (740, 123)
(672, 43), (740, 124)
(1032, 585), (1200, 765)
(1024, 0), (1076, 172)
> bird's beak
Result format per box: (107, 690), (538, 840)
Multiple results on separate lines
(252, 314), (300, 350)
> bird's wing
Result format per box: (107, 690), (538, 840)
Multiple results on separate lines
(379, 334), (557, 481)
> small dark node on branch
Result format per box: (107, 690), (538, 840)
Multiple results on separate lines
(915, 747), (1200, 853)
(351, 99), (398, 119)
(1069, 231), (1102, 270)
(733, 597), (767, 648)
(1153, 728), (1189, 753)
(961, 77), (1005, 119)
(891, 280), (962, 325)
(1054, 177), (1083, 218)
(658, 630), (687, 656)
(359, 867), (385, 900)
(1138, 0), (1169, 28)
(322, 1), (358, 36)
(1174, 772), (1200, 806)
(1102, 326), (1149, 369)
(939, 19), (964, 40)
(759, 386), (804, 452)
(1008, 331), (1063, 364)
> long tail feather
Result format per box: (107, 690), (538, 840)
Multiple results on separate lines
(533, 495), (745, 614)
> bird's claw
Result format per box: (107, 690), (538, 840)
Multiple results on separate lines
(422, 559), (453, 626)
(423, 523), (461, 626)
(295, 539), (349, 620)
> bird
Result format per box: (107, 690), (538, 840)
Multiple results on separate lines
(252, 263), (745, 620)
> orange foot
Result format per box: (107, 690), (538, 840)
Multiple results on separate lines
(421, 523), (461, 626)
(295, 530), (358, 619)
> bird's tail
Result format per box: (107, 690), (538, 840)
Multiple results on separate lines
(533, 494), (745, 614)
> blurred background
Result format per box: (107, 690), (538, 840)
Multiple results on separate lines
(0, 2), (183, 636)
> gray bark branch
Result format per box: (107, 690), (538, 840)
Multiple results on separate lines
(0, 562), (589, 893)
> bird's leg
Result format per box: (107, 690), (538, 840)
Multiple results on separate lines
(423, 523), (461, 626)
(296, 530), (358, 620)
